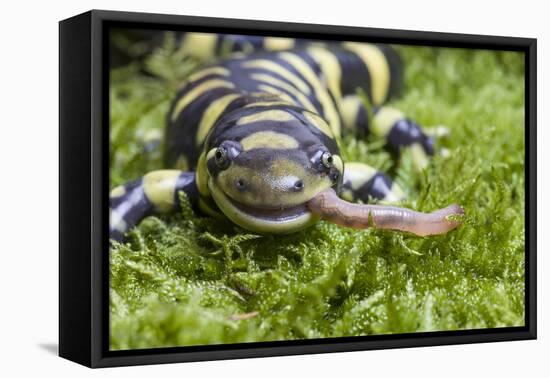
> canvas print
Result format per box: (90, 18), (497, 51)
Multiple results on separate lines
(108, 29), (525, 350)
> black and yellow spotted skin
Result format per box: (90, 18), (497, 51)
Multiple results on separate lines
(110, 34), (435, 241)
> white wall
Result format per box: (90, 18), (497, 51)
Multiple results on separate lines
(1, 0), (546, 376)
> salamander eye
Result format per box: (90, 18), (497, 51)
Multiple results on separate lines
(321, 152), (333, 168)
(214, 147), (230, 170)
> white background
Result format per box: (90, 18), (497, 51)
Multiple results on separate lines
(0, 0), (546, 376)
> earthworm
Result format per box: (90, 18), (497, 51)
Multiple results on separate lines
(307, 188), (464, 236)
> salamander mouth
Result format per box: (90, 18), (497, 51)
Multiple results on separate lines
(208, 179), (318, 233)
(226, 196), (309, 222)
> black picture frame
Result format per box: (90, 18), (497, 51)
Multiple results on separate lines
(59, 9), (537, 368)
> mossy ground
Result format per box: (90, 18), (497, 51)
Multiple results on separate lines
(109, 35), (525, 350)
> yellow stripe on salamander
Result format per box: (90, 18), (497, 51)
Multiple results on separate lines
(331, 154), (344, 174)
(264, 37), (295, 51)
(110, 185), (126, 198)
(278, 52), (342, 138)
(171, 79), (235, 121)
(186, 66), (230, 84)
(250, 73), (317, 113)
(342, 43), (390, 105)
(142, 170), (182, 213)
(339, 95), (363, 130)
(180, 32), (218, 60)
(245, 100), (294, 108)
(303, 112), (334, 138)
(240, 131), (300, 151)
(257, 85), (297, 106)
(195, 151), (210, 197)
(372, 106), (404, 137)
(343, 162), (378, 190)
(307, 47), (342, 100)
(242, 59), (311, 94)
(196, 93), (241, 146)
(236, 109), (295, 125)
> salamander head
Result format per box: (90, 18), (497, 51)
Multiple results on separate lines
(201, 106), (344, 233)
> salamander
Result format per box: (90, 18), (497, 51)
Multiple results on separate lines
(109, 33), (464, 241)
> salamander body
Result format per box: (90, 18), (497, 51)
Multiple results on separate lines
(110, 34), (461, 241)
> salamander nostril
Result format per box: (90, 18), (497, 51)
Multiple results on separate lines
(293, 180), (304, 191)
(236, 179), (246, 191)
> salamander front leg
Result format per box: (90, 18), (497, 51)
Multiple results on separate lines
(341, 162), (405, 204)
(109, 170), (199, 241)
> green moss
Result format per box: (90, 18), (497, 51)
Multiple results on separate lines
(109, 36), (525, 350)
